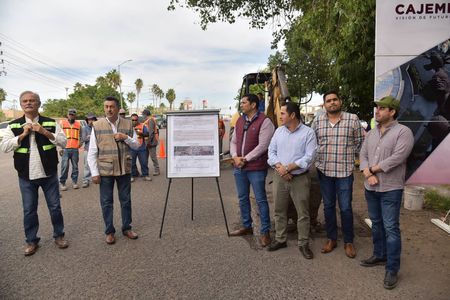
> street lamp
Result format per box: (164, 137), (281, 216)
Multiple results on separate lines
(117, 59), (132, 108)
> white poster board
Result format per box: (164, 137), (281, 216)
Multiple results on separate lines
(166, 110), (220, 178)
(375, 0), (450, 184)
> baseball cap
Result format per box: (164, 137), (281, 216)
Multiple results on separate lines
(374, 96), (400, 111)
(68, 108), (77, 115)
(142, 109), (151, 116)
(86, 112), (97, 120)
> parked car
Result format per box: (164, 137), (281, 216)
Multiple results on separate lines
(153, 114), (167, 129)
(0, 121), (10, 141)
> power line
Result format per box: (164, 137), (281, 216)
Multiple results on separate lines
(0, 32), (90, 82)
(3, 54), (72, 86)
(4, 59), (70, 87)
(3, 61), (66, 90)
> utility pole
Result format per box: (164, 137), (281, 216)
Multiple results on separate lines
(117, 59), (132, 108)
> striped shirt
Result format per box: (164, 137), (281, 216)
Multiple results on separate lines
(312, 111), (364, 178)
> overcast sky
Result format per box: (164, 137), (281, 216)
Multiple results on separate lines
(0, 0), (281, 113)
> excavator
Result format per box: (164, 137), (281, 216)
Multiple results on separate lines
(229, 66), (322, 232)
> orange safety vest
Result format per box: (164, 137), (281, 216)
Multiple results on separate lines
(144, 117), (159, 142)
(60, 119), (81, 149)
(134, 123), (145, 146)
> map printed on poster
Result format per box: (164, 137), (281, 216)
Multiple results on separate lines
(375, 0), (450, 184)
(166, 110), (220, 178)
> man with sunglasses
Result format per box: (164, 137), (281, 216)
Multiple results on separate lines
(130, 113), (151, 182)
(229, 93), (275, 247)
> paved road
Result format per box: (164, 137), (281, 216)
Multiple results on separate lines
(0, 128), (449, 299)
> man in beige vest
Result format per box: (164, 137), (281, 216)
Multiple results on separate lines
(87, 96), (140, 244)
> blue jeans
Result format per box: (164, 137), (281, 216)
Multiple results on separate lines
(18, 174), (64, 244)
(99, 174), (133, 235)
(82, 151), (91, 184)
(59, 148), (79, 184)
(233, 168), (270, 234)
(317, 170), (354, 243)
(365, 189), (403, 274)
(131, 150), (149, 177)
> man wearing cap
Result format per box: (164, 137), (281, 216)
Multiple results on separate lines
(359, 96), (414, 290)
(311, 90), (364, 258)
(119, 108), (127, 119)
(0, 91), (69, 256)
(130, 113), (152, 182)
(142, 109), (160, 176)
(81, 112), (97, 188)
(59, 108), (81, 190)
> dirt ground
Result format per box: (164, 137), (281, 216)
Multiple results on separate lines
(244, 166), (450, 293)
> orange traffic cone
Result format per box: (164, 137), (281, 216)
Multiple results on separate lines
(158, 139), (166, 158)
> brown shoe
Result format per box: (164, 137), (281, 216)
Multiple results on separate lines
(229, 227), (253, 237)
(106, 233), (116, 245)
(123, 230), (138, 240)
(54, 236), (69, 249)
(321, 239), (337, 253)
(344, 243), (357, 258)
(259, 233), (271, 247)
(24, 243), (39, 256)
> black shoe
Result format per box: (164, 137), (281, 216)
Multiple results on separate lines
(267, 241), (287, 252)
(384, 272), (398, 290)
(360, 255), (387, 267)
(299, 245), (314, 259)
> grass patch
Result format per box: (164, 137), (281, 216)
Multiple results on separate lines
(424, 190), (450, 212)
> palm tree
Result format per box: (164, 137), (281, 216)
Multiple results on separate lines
(151, 84), (164, 107)
(165, 88), (176, 110)
(0, 88), (6, 110)
(106, 69), (121, 90)
(127, 92), (136, 113)
(135, 78), (143, 113)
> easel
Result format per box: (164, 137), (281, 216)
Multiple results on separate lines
(159, 109), (230, 238)
(159, 177), (230, 238)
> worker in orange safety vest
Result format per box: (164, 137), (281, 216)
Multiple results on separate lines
(59, 108), (81, 191)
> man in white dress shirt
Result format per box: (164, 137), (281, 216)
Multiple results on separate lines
(88, 96), (140, 245)
(0, 91), (68, 256)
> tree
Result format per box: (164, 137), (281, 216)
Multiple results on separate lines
(144, 104), (156, 114)
(42, 71), (122, 118)
(151, 84), (164, 107)
(106, 69), (121, 90)
(127, 92), (136, 112)
(165, 88), (176, 110)
(170, 0), (376, 120)
(135, 78), (143, 113)
(0, 88), (6, 110)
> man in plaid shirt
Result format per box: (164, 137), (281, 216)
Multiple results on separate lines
(312, 90), (364, 258)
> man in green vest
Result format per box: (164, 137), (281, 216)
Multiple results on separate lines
(0, 91), (69, 256)
(87, 96), (140, 245)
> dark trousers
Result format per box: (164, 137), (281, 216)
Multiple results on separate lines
(317, 170), (354, 243)
(18, 174), (64, 244)
(99, 174), (133, 235)
(365, 189), (403, 274)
